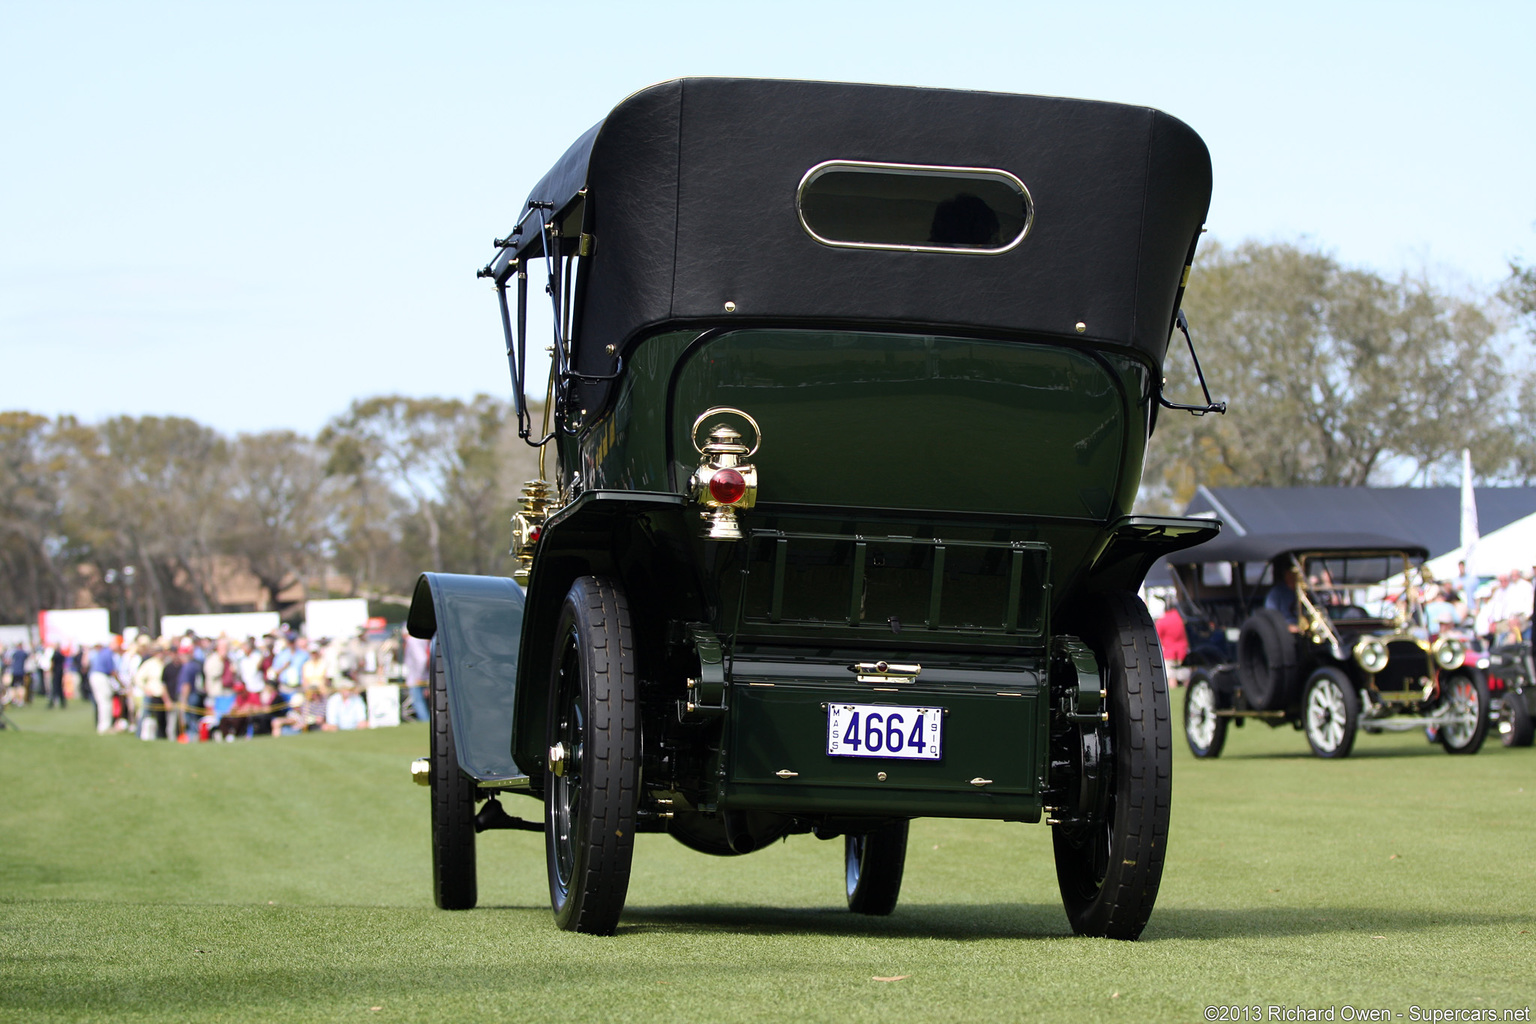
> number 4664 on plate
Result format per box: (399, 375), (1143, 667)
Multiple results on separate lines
(827, 703), (944, 760)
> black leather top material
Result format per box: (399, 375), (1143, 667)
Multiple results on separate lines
(495, 77), (1212, 379)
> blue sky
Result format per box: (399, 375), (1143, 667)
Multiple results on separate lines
(2, 1), (1532, 435)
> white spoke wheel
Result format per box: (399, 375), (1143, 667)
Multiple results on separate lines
(845, 820), (909, 915)
(545, 577), (639, 935)
(1302, 668), (1357, 759)
(429, 638), (478, 910)
(1183, 671), (1227, 758)
(1438, 670), (1490, 755)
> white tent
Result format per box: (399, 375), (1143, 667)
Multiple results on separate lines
(1425, 508), (1536, 581)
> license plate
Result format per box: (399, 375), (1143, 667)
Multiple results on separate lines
(826, 703), (943, 760)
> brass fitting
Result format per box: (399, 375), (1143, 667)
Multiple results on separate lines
(510, 479), (554, 583)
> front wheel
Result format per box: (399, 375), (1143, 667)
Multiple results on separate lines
(845, 820), (909, 915)
(1052, 591), (1171, 941)
(545, 577), (639, 935)
(1438, 670), (1490, 755)
(1302, 667), (1358, 759)
(429, 639), (478, 910)
(1183, 670), (1227, 758)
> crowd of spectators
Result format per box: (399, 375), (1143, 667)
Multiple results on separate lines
(2, 627), (435, 741)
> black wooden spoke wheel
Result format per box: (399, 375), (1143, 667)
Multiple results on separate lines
(430, 638), (478, 910)
(1438, 670), (1490, 755)
(1052, 591), (1171, 941)
(545, 576), (639, 935)
(845, 820), (909, 915)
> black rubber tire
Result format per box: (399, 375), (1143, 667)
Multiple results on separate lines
(545, 576), (639, 935)
(1438, 670), (1490, 755)
(1301, 667), (1358, 759)
(1235, 608), (1297, 711)
(1499, 689), (1534, 748)
(1052, 591), (1171, 941)
(430, 638), (478, 910)
(845, 820), (909, 915)
(1183, 669), (1228, 759)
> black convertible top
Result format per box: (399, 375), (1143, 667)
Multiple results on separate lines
(484, 78), (1212, 380)
(1169, 531), (1430, 566)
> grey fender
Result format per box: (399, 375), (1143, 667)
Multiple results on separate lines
(407, 572), (527, 785)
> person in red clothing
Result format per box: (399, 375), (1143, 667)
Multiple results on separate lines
(1155, 604), (1189, 686)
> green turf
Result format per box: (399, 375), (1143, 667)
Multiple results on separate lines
(2, 699), (1532, 1023)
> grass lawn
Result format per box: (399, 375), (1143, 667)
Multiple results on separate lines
(2, 697), (1532, 1023)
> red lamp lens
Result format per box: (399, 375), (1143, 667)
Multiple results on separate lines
(708, 468), (746, 505)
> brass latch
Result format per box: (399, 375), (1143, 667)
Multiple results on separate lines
(850, 660), (921, 684)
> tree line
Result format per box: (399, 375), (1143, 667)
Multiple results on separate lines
(0, 397), (539, 629)
(1143, 240), (1536, 508)
(1, 239), (1532, 626)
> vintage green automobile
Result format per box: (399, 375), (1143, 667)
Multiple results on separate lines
(406, 78), (1223, 938)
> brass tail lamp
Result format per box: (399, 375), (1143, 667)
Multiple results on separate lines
(690, 407), (759, 541)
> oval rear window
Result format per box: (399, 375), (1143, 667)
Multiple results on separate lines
(796, 161), (1032, 254)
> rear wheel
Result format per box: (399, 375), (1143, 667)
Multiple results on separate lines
(545, 577), (639, 935)
(1302, 667), (1357, 758)
(1498, 689), (1534, 748)
(1052, 591), (1171, 941)
(430, 639), (478, 910)
(1438, 670), (1490, 755)
(1183, 670), (1227, 758)
(845, 820), (909, 915)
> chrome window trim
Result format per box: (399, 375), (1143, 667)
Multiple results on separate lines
(795, 159), (1034, 255)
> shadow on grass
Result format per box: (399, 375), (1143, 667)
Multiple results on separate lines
(617, 901), (1529, 942)
(619, 901), (1070, 940)
(1214, 737), (1451, 760)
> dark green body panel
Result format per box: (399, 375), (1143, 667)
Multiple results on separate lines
(506, 328), (1213, 817)
(722, 652), (1047, 820)
(407, 572), (527, 785)
(571, 329), (1158, 613)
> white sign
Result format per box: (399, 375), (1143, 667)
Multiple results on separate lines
(305, 598), (370, 640)
(160, 612), (281, 641)
(39, 608), (112, 647)
(366, 684), (401, 728)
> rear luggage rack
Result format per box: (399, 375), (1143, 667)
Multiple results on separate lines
(739, 530), (1050, 641)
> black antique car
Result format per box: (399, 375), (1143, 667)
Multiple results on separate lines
(1486, 641), (1535, 747)
(1168, 532), (1491, 759)
(406, 78), (1224, 938)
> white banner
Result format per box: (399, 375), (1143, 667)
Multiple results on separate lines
(39, 608), (112, 647)
(160, 612), (281, 641)
(305, 599), (370, 640)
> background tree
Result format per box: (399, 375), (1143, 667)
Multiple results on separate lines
(319, 395), (541, 594)
(0, 412), (72, 623)
(1146, 240), (1514, 508)
(60, 416), (231, 629)
(222, 430), (332, 610)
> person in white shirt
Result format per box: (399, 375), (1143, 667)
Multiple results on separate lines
(323, 679), (369, 731)
(1500, 570), (1534, 644)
